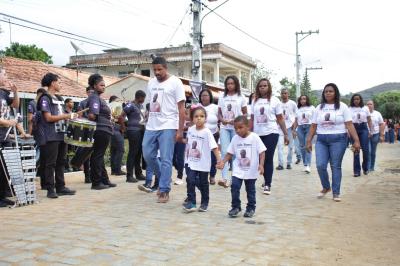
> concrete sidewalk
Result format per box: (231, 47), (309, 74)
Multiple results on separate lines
(0, 143), (399, 265)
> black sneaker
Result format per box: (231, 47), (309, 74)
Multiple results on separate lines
(1, 198), (14, 206)
(198, 204), (208, 212)
(91, 183), (110, 190)
(112, 171), (126, 176)
(56, 187), (76, 196)
(0, 200), (7, 207)
(138, 184), (152, 193)
(363, 171), (369, 175)
(47, 189), (58, 199)
(286, 164), (292, 170)
(228, 208), (241, 218)
(84, 175), (91, 184)
(182, 197), (189, 206)
(104, 180), (117, 187)
(243, 209), (255, 218)
(295, 158), (301, 164)
(126, 177), (138, 183)
(276, 165), (284, 170)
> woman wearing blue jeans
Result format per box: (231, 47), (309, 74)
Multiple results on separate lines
(292, 95), (315, 174)
(217, 75), (247, 188)
(306, 83), (360, 202)
(349, 94), (373, 177)
(250, 78), (288, 195)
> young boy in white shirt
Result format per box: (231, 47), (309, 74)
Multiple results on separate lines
(218, 116), (266, 218)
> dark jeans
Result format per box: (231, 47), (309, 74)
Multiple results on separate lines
(231, 176), (256, 211)
(209, 132), (219, 178)
(173, 133), (187, 179)
(368, 133), (380, 171)
(110, 130), (125, 173)
(187, 167), (209, 206)
(126, 130), (144, 177)
(352, 123), (369, 174)
(0, 152), (9, 198)
(260, 133), (279, 187)
(40, 141), (67, 191)
(388, 129), (395, 143)
(90, 131), (111, 185)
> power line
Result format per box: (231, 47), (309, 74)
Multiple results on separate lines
(0, 19), (115, 49)
(0, 13), (121, 48)
(201, 3), (294, 56)
(163, 5), (191, 46)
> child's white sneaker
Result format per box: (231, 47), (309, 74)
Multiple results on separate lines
(304, 166), (311, 173)
(174, 178), (184, 185)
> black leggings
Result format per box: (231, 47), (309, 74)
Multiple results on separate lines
(260, 134), (279, 187)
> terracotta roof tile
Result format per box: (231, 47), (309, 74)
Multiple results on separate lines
(0, 57), (119, 98)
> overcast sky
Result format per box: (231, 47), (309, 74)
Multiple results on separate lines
(1, 0), (399, 95)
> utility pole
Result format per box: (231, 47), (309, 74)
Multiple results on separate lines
(8, 18), (12, 45)
(191, 0), (202, 83)
(295, 30), (319, 98)
(305, 66), (322, 78)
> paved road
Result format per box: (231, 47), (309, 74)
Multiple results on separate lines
(0, 143), (399, 265)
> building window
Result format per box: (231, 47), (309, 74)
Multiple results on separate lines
(141, 69), (150, 77)
(118, 71), (128, 78)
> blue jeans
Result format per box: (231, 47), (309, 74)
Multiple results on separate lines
(368, 133), (380, 171)
(260, 134), (279, 187)
(278, 127), (295, 166)
(220, 128), (235, 180)
(352, 123), (369, 174)
(388, 129), (395, 143)
(145, 157), (161, 187)
(297, 124), (312, 166)
(173, 138), (186, 179)
(231, 176), (256, 211)
(315, 133), (348, 196)
(186, 168), (209, 206)
(142, 129), (176, 193)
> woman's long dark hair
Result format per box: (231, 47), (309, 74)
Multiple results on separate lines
(350, 93), (364, 107)
(199, 89), (214, 105)
(254, 78), (272, 102)
(320, 83), (340, 110)
(297, 95), (311, 108)
(223, 75), (241, 97)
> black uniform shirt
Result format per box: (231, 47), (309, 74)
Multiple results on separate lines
(87, 92), (113, 135)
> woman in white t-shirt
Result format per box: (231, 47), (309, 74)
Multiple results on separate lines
(251, 78), (288, 195)
(366, 100), (385, 171)
(217, 75), (247, 187)
(292, 95), (315, 173)
(199, 88), (219, 185)
(306, 83), (360, 202)
(349, 94), (373, 177)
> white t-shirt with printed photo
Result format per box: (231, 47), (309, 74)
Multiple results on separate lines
(349, 106), (370, 124)
(227, 132), (267, 180)
(281, 99), (297, 129)
(146, 75), (186, 130)
(251, 96), (282, 136)
(370, 110), (384, 134)
(312, 102), (352, 135)
(218, 93), (247, 130)
(186, 125), (218, 172)
(296, 105), (315, 126)
(203, 103), (219, 135)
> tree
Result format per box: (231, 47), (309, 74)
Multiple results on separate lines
(373, 90), (400, 120)
(250, 61), (273, 92)
(1, 42), (53, 64)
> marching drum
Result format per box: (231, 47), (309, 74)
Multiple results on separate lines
(65, 118), (96, 147)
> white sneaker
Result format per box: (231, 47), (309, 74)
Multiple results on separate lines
(305, 166), (311, 173)
(263, 186), (271, 195)
(174, 178), (184, 185)
(333, 195), (341, 202)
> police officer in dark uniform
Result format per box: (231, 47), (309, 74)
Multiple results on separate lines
(36, 73), (76, 198)
(87, 74), (116, 190)
(0, 71), (20, 207)
(77, 86), (93, 183)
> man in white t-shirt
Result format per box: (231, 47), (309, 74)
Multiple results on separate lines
(277, 88), (301, 170)
(142, 57), (186, 203)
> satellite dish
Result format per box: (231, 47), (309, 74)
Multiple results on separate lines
(70, 41), (87, 55)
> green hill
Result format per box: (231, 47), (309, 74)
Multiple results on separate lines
(344, 83), (400, 100)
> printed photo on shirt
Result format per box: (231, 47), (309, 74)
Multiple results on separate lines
(283, 109), (289, 121)
(149, 88), (164, 114)
(256, 106), (268, 124)
(224, 103), (235, 121)
(188, 135), (205, 162)
(320, 110), (335, 129)
(237, 145), (251, 171)
(0, 99), (10, 120)
(301, 112), (309, 123)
